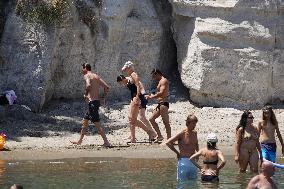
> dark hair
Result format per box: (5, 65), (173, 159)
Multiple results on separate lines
(207, 142), (216, 149)
(117, 75), (126, 82)
(10, 184), (24, 189)
(82, 63), (91, 71)
(236, 110), (252, 138)
(151, 68), (163, 76)
(262, 106), (278, 125)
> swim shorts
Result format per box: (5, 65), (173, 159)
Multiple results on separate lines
(155, 101), (169, 110)
(201, 175), (219, 182)
(261, 142), (277, 163)
(139, 94), (148, 109)
(177, 158), (198, 181)
(84, 100), (100, 122)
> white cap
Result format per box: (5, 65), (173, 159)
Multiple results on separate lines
(207, 133), (218, 143)
(122, 61), (134, 71)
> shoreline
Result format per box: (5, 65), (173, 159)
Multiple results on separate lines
(1, 100), (284, 161)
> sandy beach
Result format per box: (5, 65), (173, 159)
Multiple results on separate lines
(1, 97), (284, 161)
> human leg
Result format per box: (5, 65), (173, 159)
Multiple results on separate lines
(160, 105), (171, 139)
(249, 149), (259, 173)
(70, 119), (89, 145)
(149, 107), (163, 141)
(238, 149), (250, 172)
(93, 121), (111, 146)
(128, 99), (140, 142)
(139, 108), (157, 139)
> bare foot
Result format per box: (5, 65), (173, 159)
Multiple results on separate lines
(153, 137), (164, 143)
(70, 140), (82, 145)
(102, 143), (113, 148)
(127, 138), (137, 144)
(149, 131), (157, 141)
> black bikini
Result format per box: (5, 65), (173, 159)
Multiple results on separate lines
(202, 159), (219, 182)
(203, 159), (218, 165)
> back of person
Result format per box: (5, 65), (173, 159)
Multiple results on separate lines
(203, 149), (219, 171)
(87, 73), (100, 100)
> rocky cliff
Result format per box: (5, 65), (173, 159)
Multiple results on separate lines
(170, 0), (284, 108)
(0, 0), (175, 112)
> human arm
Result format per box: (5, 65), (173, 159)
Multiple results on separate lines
(275, 123), (284, 156)
(84, 75), (91, 100)
(131, 72), (141, 98)
(235, 129), (242, 163)
(98, 77), (110, 98)
(256, 140), (263, 165)
(189, 150), (203, 170)
(165, 132), (182, 159)
(146, 80), (167, 100)
(217, 150), (226, 173)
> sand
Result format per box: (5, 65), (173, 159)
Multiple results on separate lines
(1, 97), (284, 161)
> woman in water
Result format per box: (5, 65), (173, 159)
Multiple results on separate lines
(189, 133), (226, 182)
(235, 110), (263, 173)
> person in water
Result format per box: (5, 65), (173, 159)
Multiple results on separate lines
(235, 110), (263, 173)
(189, 133), (226, 183)
(117, 74), (157, 141)
(246, 161), (277, 189)
(258, 106), (284, 163)
(70, 63), (111, 147)
(145, 69), (170, 142)
(121, 61), (157, 142)
(166, 114), (199, 181)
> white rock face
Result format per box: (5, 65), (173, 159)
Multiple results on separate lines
(171, 0), (284, 108)
(0, 0), (175, 111)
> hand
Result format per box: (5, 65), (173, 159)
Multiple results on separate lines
(133, 96), (141, 106)
(201, 169), (205, 175)
(234, 155), (239, 163)
(145, 94), (151, 100)
(84, 95), (89, 102)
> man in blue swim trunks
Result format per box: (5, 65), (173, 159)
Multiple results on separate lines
(166, 114), (199, 181)
(258, 106), (284, 163)
(70, 63), (111, 147)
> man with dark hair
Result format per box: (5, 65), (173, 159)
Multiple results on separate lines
(70, 63), (111, 147)
(246, 161), (277, 189)
(146, 69), (171, 142)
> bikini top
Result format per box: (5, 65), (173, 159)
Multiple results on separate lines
(203, 159), (218, 165)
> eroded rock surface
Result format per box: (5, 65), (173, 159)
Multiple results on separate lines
(171, 0), (284, 108)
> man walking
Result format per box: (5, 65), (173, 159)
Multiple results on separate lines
(146, 69), (170, 142)
(70, 63), (111, 147)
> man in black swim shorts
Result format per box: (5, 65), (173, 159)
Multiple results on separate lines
(146, 69), (171, 142)
(70, 63), (111, 147)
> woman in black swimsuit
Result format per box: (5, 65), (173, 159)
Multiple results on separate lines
(117, 75), (156, 141)
(190, 133), (226, 182)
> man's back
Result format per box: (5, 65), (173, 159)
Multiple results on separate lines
(85, 72), (101, 101)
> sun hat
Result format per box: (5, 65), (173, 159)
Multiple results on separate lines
(122, 61), (134, 71)
(207, 133), (218, 143)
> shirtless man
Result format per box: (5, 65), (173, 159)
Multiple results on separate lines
(122, 61), (156, 143)
(246, 161), (277, 189)
(166, 114), (199, 181)
(146, 69), (170, 142)
(70, 63), (111, 147)
(258, 106), (284, 163)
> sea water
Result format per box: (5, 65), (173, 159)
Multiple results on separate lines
(0, 157), (284, 189)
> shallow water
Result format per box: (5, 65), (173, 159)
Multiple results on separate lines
(0, 157), (284, 189)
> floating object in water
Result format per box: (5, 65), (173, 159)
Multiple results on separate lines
(264, 158), (284, 169)
(0, 132), (6, 150)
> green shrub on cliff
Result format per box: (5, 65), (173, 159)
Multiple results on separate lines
(16, 0), (69, 25)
